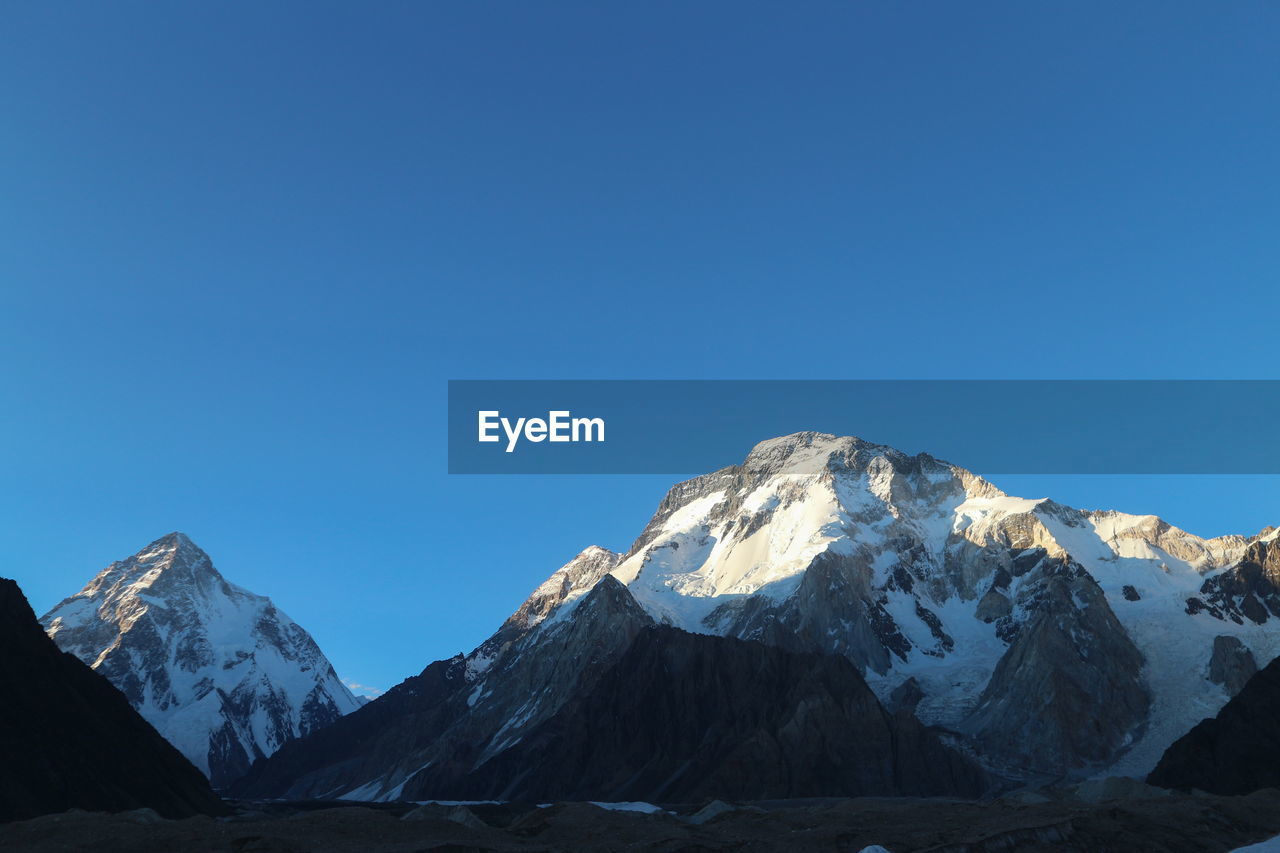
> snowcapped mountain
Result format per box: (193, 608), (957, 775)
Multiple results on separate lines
(603, 433), (1278, 778)
(235, 432), (1280, 801)
(41, 532), (360, 788)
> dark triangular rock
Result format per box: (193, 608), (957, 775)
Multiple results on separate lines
(0, 577), (225, 821)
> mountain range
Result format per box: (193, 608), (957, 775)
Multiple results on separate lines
(226, 432), (1280, 800)
(27, 431), (1280, 807)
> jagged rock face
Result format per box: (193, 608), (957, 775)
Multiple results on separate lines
(41, 533), (359, 788)
(888, 676), (925, 714)
(433, 626), (992, 802)
(703, 550), (911, 675)
(1189, 540), (1280, 625)
(963, 560), (1149, 776)
(234, 573), (654, 801)
(975, 585), (1013, 622)
(1149, 656), (1280, 794)
(1208, 635), (1258, 697)
(0, 578), (225, 821)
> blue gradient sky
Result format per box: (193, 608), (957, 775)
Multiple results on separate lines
(2, 2), (1278, 695)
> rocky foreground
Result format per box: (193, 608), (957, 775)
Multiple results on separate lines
(6, 785), (1280, 853)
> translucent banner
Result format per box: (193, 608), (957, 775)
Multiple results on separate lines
(447, 380), (1280, 474)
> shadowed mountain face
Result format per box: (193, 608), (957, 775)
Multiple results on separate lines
(1149, 655), (1280, 795)
(426, 625), (992, 802)
(0, 577), (225, 822)
(233, 575), (658, 800)
(235, 592), (989, 803)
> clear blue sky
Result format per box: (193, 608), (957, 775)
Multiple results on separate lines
(2, 2), (1278, 696)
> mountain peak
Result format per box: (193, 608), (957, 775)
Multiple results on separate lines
(139, 531), (206, 561)
(484, 546), (624, 651)
(744, 431), (866, 468)
(40, 535), (360, 787)
(96, 532), (224, 592)
(43, 534), (224, 615)
(741, 431), (944, 480)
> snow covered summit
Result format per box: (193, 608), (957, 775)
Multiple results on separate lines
(42, 532), (360, 787)
(597, 431), (1276, 777)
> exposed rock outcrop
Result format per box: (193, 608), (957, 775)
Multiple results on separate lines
(1208, 635), (1257, 697)
(888, 676), (925, 714)
(1191, 539), (1280, 625)
(964, 561), (1149, 778)
(976, 586), (1012, 622)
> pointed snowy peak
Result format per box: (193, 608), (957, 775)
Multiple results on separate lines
(508, 545), (621, 627)
(45, 532), (234, 652)
(121, 531), (214, 574)
(475, 546), (622, 662)
(51, 532), (222, 615)
(152, 530), (199, 550)
(743, 431), (894, 476)
(741, 431), (1001, 488)
(41, 534), (360, 788)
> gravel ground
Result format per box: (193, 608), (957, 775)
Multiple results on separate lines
(4, 788), (1280, 852)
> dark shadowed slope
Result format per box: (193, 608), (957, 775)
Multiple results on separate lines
(427, 625), (993, 802)
(1149, 654), (1280, 795)
(230, 649), (474, 801)
(0, 578), (225, 822)
(233, 574), (655, 800)
(236, 606), (991, 803)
